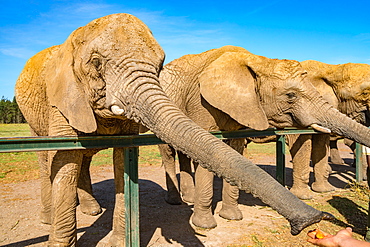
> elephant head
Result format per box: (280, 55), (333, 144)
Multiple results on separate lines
(301, 60), (370, 126)
(197, 48), (370, 146)
(43, 14), (165, 134)
(15, 16), (333, 244)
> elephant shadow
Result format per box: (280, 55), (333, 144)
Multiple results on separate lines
(76, 160), (359, 246)
(76, 179), (115, 246)
(328, 163), (357, 189)
(77, 172), (280, 246)
(212, 175), (270, 210)
(255, 160), (357, 191)
(76, 178), (205, 246)
(327, 196), (368, 236)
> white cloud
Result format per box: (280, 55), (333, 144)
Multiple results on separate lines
(0, 47), (35, 59)
(0, 1), (234, 98)
(0, 2), (229, 61)
(354, 33), (370, 43)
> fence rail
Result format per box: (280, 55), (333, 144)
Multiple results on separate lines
(0, 127), (321, 152)
(0, 128), (363, 246)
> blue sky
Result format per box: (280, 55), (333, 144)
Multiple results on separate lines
(1, 0), (369, 99)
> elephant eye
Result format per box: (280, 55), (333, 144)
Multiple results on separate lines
(286, 92), (297, 103)
(92, 57), (102, 70)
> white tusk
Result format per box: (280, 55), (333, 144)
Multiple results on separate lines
(111, 105), (125, 115)
(311, 123), (331, 134)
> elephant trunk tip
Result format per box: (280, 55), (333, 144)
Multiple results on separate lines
(290, 211), (335, 236)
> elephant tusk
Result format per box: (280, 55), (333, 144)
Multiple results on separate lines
(311, 123), (331, 134)
(111, 105), (125, 115)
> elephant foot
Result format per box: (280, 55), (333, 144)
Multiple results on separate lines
(47, 241), (74, 247)
(79, 198), (102, 216)
(191, 209), (217, 229)
(47, 236), (77, 247)
(290, 185), (314, 200)
(311, 181), (336, 193)
(40, 210), (51, 225)
(109, 233), (125, 247)
(165, 191), (183, 205)
(330, 159), (345, 165)
(290, 211), (334, 235)
(219, 203), (243, 221)
(329, 156), (345, 165)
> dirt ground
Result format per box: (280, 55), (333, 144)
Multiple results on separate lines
(0, 142), (368, 247)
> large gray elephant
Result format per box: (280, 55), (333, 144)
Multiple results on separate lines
(14, 14), (333, 246)
(299, 60), (370, 184)
(245, 61), (370, 200)
(157, 45), (370, 229)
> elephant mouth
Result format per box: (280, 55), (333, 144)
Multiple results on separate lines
(310, 123), (331, 134)
(101, 108), (128, 119)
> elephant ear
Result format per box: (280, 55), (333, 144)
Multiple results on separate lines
(46, 31), (97, 133)
(199, 52), (269, 130)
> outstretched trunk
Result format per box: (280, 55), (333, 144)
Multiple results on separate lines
(313, 101), (370, 147)
(112, 71), (331, 235)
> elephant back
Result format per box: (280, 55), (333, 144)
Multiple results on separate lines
(159, 45), (250, 111)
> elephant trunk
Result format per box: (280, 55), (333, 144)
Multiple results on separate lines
(110, 71), (332, 235)
(314, 103), (370, 147)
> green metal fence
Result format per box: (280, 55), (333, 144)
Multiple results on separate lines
(0, 128), (363, 246)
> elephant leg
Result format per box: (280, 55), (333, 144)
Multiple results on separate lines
(329, 140), (345, 165)
(110, 147), (125, 247)
(287, 134), (315, 200)
(311, 134), (335, 193)
(77, 155), (102, 216)
(178, 150), (195, 204)
(48, 150), (83, 246)
(344, 138), (356, 167)
(219, 180), (242, 220)
(192, 165), (216, 229)
(219, 139), (243, 221)
(158, 144), (182, 205)
(39, 150), (52, 225)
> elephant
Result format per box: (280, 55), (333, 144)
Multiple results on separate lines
(14, 14), (336, 245)
(300, 60), (370, 181)
(156, 45), (370, 229)
(244, 61), (370, 200)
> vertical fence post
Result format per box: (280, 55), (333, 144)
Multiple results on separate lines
(276, 135), (286, 185)
(355, 143), (363, 182)
(124, 147), (140, 247)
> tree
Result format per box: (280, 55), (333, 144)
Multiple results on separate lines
(12, 97), (26, 123)
(0, 96), (26, 124)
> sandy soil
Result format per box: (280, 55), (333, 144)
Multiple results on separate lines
(0, 141), (366, 247)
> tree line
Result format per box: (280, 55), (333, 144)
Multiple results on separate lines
(0, 96), (26, 124)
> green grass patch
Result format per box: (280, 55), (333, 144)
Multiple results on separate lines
(90, 149), (113, 167)
(0, 123), (31, 137)
(0, 124), (36, 182)
(246, 142), (277, 155)
(139, 145), (162, 165)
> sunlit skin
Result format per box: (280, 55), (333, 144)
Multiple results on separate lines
(307, 228), (370, 247)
